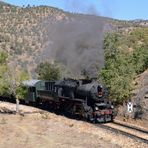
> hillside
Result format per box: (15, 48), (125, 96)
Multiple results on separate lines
(0, 4), (108, 78)
(102, 27), (148, 120)
(0, 3), (147, 77)
(0, 3), (148, 115)
(0, 3), (68, 77)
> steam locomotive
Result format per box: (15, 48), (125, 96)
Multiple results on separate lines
(23, 78), (115, 122)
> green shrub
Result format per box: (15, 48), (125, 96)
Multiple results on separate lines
(36, 62), (61, 81)
(100, 28), (148, 104)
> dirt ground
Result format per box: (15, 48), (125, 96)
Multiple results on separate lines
(0, 102), (147, 148)
(115, 115), (148, 130)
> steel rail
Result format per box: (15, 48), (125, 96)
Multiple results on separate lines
(96, 123), (148, 144)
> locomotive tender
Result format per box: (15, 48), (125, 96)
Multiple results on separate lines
(23, 78), (115, 122)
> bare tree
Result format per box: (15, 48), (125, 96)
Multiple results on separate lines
(6, 63), (29, 114)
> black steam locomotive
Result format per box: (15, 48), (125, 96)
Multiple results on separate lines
(23, 78), (115, 122)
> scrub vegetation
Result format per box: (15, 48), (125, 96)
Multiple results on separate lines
(101, 28), (148, 103)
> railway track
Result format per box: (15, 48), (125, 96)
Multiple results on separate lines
(97, 120), (148, 144)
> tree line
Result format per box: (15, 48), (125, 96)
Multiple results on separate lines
(0, 52), (61, 100)
(100, 28), (148, 104)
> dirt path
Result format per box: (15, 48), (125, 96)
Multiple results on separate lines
(0, 102), (147, 148)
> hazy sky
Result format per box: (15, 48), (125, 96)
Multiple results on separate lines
(5, 0), (148, 20)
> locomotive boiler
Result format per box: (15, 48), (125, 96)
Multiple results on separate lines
(55, 79), (107, 102)
(76, 81), (105, 101)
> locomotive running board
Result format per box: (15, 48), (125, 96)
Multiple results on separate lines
(59, 96), (84, 103)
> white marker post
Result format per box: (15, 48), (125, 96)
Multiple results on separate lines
(127, 102), (133, 113)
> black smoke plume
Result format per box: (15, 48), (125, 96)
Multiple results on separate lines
(42, 14), (105, 78)
(64, 0), (99, 15)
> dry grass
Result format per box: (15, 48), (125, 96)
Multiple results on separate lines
(0, 102), (147, 148)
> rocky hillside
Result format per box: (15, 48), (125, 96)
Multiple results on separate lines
(132, 70), (148, 120)
(0, 2), (147, 78)
(0, 2), (105, 78)
(0, 2), (68, 77)
(117, 69), (148, 121)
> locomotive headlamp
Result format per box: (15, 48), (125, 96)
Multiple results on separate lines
(95, 106), (99, 111)
(111, 105), (114, 109)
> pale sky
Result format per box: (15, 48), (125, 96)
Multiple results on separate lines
(5, 0), (148, 20)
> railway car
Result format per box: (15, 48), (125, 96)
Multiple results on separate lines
(23, 79), (115, 122)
